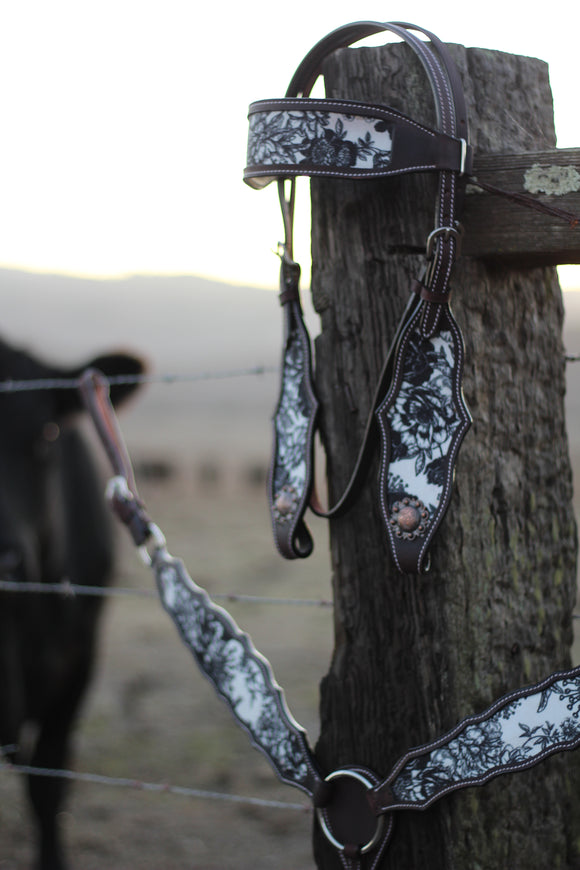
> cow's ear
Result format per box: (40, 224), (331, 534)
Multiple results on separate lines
(86, 353), (146, 407)
(55, 352), (146, 417)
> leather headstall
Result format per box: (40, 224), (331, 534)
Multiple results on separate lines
(244, 21), (473, 573)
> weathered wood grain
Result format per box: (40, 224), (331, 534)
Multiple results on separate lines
(465, 148), (580, 262)
(310, 43), (580, 869)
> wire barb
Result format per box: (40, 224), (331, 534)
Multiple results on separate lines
(0, 759), (310, 812)
(0, 365), (278, 393)
(469, 177), (580, 227)
(0, 577), (333, 608)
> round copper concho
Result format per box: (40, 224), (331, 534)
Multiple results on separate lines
(273, 484), (299, 523)
(390, 497), (429, 540)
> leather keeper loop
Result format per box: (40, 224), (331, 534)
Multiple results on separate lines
(411, 278), (451, 305)
(279, 257), (301, 306)
(367, 783), (395, 813)
(312, 778), (334, 808)
(279, 286), (300, 305)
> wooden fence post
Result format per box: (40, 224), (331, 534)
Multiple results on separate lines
(310, 42), (580, 869)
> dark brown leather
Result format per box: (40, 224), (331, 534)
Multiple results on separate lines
(410, 277), (453, 305)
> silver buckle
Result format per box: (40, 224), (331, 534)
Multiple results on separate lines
(425, 224), (463, 260)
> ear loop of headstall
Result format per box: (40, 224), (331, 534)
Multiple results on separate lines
(248, 21), (472, 573)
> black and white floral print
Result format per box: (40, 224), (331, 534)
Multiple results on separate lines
(247, 109), (393, 171)
(391, 674), (580, 805)
(271, 323), (316, 505)
(155, 554), (315, 792)
(384, 328), (461, 516)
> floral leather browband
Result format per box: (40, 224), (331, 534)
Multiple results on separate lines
(244, 20), (472, 573)
(246, 98), (468, 186)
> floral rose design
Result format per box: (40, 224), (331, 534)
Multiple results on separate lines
(247, 110), (392, 170)
(272, 325), (314, 498)
(156, 561), (312, 786)
(392, 676), (580, 805)
(300, 127), (358, 167)
(389, 375), (457, 478)
(391, 386), (451, 462)
(384, 329), (461, 517)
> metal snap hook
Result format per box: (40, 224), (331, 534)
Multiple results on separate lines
(138, 523), (168, 567)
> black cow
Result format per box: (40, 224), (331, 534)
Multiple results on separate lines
(0, 339), (144, 870)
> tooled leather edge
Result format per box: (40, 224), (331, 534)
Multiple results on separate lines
(376, 302), (471, 573)
(268, 299), (319, 559)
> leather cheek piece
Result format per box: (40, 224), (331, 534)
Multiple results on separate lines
(244, 98), (471, 189)
(376, 302), (471, 575)
(268, 298), (318, 560)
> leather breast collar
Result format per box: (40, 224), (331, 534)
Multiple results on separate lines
(81, 366), (580, 870)
(244, 21), (473, 574)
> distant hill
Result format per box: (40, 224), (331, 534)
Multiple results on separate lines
(0, 268), (284, 369)
(0, 268), (578, 466)
(0, 268), (318, 463)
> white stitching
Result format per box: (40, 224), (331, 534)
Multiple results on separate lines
(247, 164), (440, 181)
(249, 99), (438, 137)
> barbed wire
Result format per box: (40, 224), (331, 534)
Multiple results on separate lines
(2, 577), (578, 622)
(0, 351), (577, 395)
(0, 578), (333, 608)
(0, 758), (309, 813)
(0, 365), (278, 393)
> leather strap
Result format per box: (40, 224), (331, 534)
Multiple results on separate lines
(268, 288), (318, 559)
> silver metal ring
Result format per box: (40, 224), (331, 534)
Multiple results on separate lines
(316, 769), (385, 856)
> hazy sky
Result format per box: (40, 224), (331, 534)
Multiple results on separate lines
(1, 1), (578, 289)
